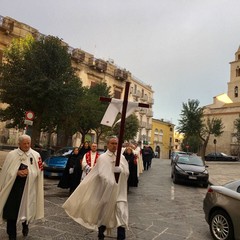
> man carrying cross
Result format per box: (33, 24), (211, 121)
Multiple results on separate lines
(63, 82), (148, 240)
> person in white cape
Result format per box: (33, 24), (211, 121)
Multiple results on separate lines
(0, 134), (44, 240)
(63, 136), (129, 240)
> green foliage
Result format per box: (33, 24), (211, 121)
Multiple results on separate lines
(232, 117), (240, 143)
(178, 99), (224, 157)
(111, 113), (139, 142)
(0, 35), (82, 141)
(73, 82), (112, 143)
(181, 135), (202, 153)
(177, 99), (204, 137)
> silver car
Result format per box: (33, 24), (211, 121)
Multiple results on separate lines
(203, 180), (240, 240)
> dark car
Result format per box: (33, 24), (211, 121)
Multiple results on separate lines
(43, 147), (74, 177)
(203, 180), (240, 240)
(170, 151), (187, 165)
(171, 154), (209, 188)
(205, 152), (239, 161)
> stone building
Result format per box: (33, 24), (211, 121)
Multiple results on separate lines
(0, 15), (154, 146)
(150, 118), (174, 159)
(204, 46), (240, 155)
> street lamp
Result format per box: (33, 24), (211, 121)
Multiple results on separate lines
(213, 139), (217, 159)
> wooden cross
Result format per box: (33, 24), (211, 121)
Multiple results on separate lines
(100, 81), (149, 183)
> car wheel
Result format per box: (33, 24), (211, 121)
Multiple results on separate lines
(172, 174), (178, 184)
(209, 210), (234, 240)
(203, 182), (208, 188)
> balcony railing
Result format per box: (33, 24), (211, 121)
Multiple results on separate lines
(0, 16), (14, 34)
(72, 49), (85, 63)
(114, 68), (128, 81)
(88, 57), (107, 73)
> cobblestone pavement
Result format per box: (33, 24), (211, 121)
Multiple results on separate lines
(0, 152), (240, 239)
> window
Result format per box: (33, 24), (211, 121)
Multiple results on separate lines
(235, 86), (238, 98)
(236, 67), (240, 77)
(114, 90), (121, 99)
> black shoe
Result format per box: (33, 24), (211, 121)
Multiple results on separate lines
(98, 225), (106, 240)
(22, 223), (29, 237)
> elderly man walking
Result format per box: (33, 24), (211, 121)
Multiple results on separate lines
(0, 134), (44, 240)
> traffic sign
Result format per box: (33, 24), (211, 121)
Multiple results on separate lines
(24, 119), (33, 126)
(25, 111), (34, 120)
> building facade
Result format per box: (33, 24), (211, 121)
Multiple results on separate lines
(204, 46), (240, 155)
(150, 118), (174, 159)
(0, 15), (154, 146)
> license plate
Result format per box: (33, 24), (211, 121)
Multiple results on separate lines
(189, 176), (197, 180)
(50, 172), (60, 177)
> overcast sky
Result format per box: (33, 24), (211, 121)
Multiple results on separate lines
(1, 0), (240, 126)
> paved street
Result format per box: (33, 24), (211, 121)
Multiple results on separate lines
(0, 155), (240, 239)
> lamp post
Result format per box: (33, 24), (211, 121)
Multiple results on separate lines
(213, 139), (217, 159)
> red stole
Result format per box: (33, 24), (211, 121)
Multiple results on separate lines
(85, 151), (100, 167)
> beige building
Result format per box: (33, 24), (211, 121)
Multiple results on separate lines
(204, 46), (240, 155)
(0, 15), (154, 146)
(150, 118), (174, 159)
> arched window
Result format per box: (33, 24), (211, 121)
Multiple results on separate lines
(235, 86), (238, 97)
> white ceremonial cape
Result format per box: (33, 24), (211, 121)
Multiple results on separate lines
(63, 150), (129, 231)
(0, 148), (44, 224)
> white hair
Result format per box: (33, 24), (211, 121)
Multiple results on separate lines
(18, 134), (31, 143)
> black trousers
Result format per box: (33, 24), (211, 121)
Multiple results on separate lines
(7, 220), (28, 237)
(98, 225), (125, 239)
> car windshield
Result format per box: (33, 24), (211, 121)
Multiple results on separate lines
(177, 155), (204, 166)
(220, 152), (228, 156)
(54, 148), (73, 156)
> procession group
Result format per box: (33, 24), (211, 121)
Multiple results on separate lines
(0, 134), (155, 240)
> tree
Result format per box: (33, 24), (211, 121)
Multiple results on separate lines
(111, 114), (139, 142)
(177, 99), (224, 158)
(73, 82), (112, 144)
(0, 35), (82, 146)
(232, 117), (240, 158)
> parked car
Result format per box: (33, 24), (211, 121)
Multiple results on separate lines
(170, 151), (187, 165)
(43, 147), (74, 177)
(205, 152), (239, 161)
(43, 147), (105, 177)
(171, 154), (209, 188)
(203, 180), (240, 240)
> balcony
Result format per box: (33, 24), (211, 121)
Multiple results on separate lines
(72, 49), (85, 63)
(0, 16), (14, 34)
(88, 57), (107, 73)
(114, 68), (128, 81)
